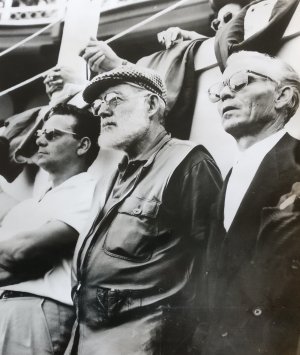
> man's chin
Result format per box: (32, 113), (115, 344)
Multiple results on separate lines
(224, 121), (261, 140)
(36, 159), (46, 168)
(98, 136), (124, 151)
(223, 118), (245, 136)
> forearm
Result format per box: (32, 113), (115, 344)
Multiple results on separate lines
(0, 231), (33, 285)
(0, 234), (54, 286)
(0, 221), (78, 284)
(181, 30), (205, 41)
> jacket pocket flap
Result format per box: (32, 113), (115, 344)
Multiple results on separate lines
(118, 196), (159, 218)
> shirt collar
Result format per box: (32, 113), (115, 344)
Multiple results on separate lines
(118, 130), (170, 172)
(234, 129), (286, 165)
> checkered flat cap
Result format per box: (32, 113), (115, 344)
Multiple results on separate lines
(83, 64), (167, 104)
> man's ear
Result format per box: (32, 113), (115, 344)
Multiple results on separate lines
(274, 86), (294, 110)
(146, 94), (160, 119)
(77, 137), (91, 156)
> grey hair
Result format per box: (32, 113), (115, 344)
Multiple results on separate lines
(227, 51), (300, 121)
(126, 82), (167, 126)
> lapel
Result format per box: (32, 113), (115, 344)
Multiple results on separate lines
(227, 133), (300, 244)
(207, 170), (231, 266)
(215, 170), (232, 223)
(208, 134), (300, 293)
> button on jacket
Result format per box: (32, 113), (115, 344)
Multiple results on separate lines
(66, 132), (222, 355)
(204, 133), (300, 355)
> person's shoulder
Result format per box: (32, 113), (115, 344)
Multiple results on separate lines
(54, 172), (97, 196)
(274, 132), (300, 153)
(170, 139), (216, 161)
(169, 141), (220, 176)
(164, 139), (208, 162)
(67, 172), (97, 185)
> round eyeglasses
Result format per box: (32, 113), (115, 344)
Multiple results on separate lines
(91, 93), (122, 115)
(208, 70), (279, 103)
(91, 92), (150, 116)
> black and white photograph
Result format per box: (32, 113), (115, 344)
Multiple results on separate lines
(0, 0), (299, 354)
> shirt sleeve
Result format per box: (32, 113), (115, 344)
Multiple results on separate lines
(46, 176), (97, 234)
(163, 145), (223, 243)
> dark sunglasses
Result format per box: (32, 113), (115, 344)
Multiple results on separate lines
(35, 128), (78, 141)
(211, 11), (233, 32)
(208, 70), (279, 103)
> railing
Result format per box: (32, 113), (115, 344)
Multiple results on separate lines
(101, 0), (151, 12)
(0, 0), (192, 97)
(0, 0), (152, 26)
(0, 0), (67, 25)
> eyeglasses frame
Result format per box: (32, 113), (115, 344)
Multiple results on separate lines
(208, 69), (279, 103)
(35, 128), (78, 141)
(91, 92), (151, 116)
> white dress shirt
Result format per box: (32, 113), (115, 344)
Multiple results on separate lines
(224, 130), (286, 231)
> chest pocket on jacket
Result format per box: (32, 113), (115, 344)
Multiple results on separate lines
(103, 196), (160, 262)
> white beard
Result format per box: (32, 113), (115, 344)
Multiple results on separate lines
(98, 119), (149, 151)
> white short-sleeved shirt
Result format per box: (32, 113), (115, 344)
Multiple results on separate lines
(0, 172), (97, 305)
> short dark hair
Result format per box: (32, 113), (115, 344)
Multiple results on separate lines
(45, 103), (100, 166)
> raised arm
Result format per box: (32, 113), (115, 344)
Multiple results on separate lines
(43, 66), (88, 106)
(80, 38), (130, 74)
(157, 27), (205, 49)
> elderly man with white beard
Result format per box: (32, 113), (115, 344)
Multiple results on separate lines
(64, 64), (222, 355)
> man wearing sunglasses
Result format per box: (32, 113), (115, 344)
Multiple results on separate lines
(157, 0), (251, 49)
(203, 50), (300, 354)
(0, 103), (100, 355)
(64, 64), (222, 355)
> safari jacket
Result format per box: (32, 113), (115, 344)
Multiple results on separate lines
(65, 133), (222, 355)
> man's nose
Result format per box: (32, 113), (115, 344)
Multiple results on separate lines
(98, 102), (113, 119)
(93, 100), (112, 118)
(219, 84), (235, 101)
(36, 133), (47, 146)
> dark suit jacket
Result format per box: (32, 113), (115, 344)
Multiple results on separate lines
(204, 133), (300, 355)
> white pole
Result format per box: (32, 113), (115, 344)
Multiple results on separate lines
(57, 0), (103, 73)
(0, 0), (191, 97)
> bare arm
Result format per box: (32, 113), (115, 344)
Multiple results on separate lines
(0, 220), (78, 286)
(80, 38), (130, 74)
(43, 66), (88, 106)
(157, 27), (205, 49)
